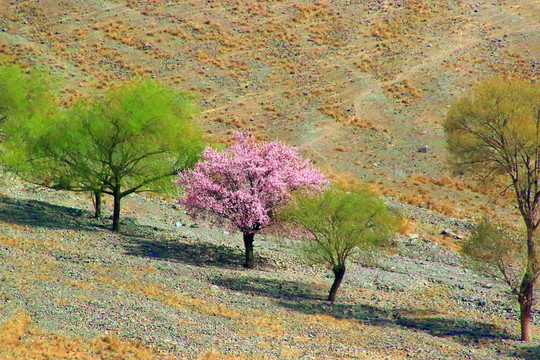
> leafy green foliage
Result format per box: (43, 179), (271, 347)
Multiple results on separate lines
(64, 80), (204, 195)
(281, 186), (399, 302)
(284, 187), (398, 268)
(0, 65), (58, 125)
(0, 65), (60, 181)
(445, 77), (540, 178)
(444, 76), (540, 341)
(461, 219), (524, 293)
(0, 69), (205, 231)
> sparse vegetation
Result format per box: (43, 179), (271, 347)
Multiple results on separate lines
(281, 186), (399, 303)
(0, 0), (539, 357)
(175, 132), (327, 268)
(445, 76), (540, 341)
(0, 311), (173, 360)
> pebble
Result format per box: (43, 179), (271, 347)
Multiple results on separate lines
(1, 180), (536, 360)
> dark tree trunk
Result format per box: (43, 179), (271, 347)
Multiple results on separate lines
(519, 284), (533, 342)
(243, 232), (255, 269)
(112, 189), (121, 232)
(518, 225), (537, 341)
(93, 191), (102, 219)
(328, 265), (346, 303)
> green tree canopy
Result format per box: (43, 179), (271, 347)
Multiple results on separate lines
(281, 186), (399, 303)
(1, 74), (205, 231)
(444, 76), (540, 341)
(0, 64), (64, 190)
(0, 64), (58, 125)
(445, 77), (540, 177)
(461, 219), (524, 292)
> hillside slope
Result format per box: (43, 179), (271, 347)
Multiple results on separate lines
(0, 178), (539, 359)
(0, 0), (538, 224)
(0, 1), (540, 358)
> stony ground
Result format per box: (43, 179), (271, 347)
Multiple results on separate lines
(0, 1), (539, 358)
(1, 0), (538, 225)
(0, 174), (539, 359)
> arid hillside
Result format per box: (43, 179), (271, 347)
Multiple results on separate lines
(1, 1), (540, 359)
(1, 1), (538, 229)
(1, 1), (538, 220)
(0, 176), (539, 359)
(0, 0), (540, 202)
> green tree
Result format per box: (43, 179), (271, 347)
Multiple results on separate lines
(444, 77), (540, 341)
(462, 219), (524, 293)
(281, 186), (399, 303)
(2, 77), (204, 232)
(0, 65), (72, 199)
(0, 65), (58, 124)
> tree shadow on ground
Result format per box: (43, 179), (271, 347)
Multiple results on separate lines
(122, 232), (272, 270)
(210, 275), (328, 301)
(509, 345), (540, 359)
(210, 273), (513, 344)
(210, 273), (392, 323)
(279, 298), (395, 326)
(0, 195), (105, 231)
(280, 300), (514, 344)
(393, 309), (511, 342)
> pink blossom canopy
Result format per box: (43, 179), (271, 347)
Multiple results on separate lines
(175, 132), (327, 233)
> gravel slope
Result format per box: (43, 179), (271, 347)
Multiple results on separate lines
(0, 175), (539, 359)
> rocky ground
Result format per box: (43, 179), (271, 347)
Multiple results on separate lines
(0, 174), (539, 359)
(0, 1), (539, 358)
(1, 0), (538, 224)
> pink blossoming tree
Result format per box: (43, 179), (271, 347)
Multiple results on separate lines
(175, 132), (327, 268)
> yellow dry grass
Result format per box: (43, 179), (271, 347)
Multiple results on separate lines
(0, 310), (174, 360)
(197, 349), (255, 360)
(235, 309), (287, 338)
(91, 266), (243, 320)
(398, 218), (417, 235)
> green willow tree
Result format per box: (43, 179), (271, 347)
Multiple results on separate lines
(444, 77), (540, 341)
(0, 65), (78, 201)
(462, 219), (524, 294)
(0, 65), (58, 124)
(281, 186), (399, 303)
(65, 81), (204, 231)
(1, 74), (204, 231)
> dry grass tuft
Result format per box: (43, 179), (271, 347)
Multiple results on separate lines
(197, 349), (250, 360)
(236, 309), (287, 338)
(398, 218), (417, 235)
(301, 313), (361, 332)
(0, 311), (172, 360)
(327, 171), (366, 191)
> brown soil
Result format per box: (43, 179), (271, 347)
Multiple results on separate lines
(1, 0), (538, 225)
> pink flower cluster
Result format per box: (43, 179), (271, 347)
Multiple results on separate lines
(175, 132), (327, 233)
